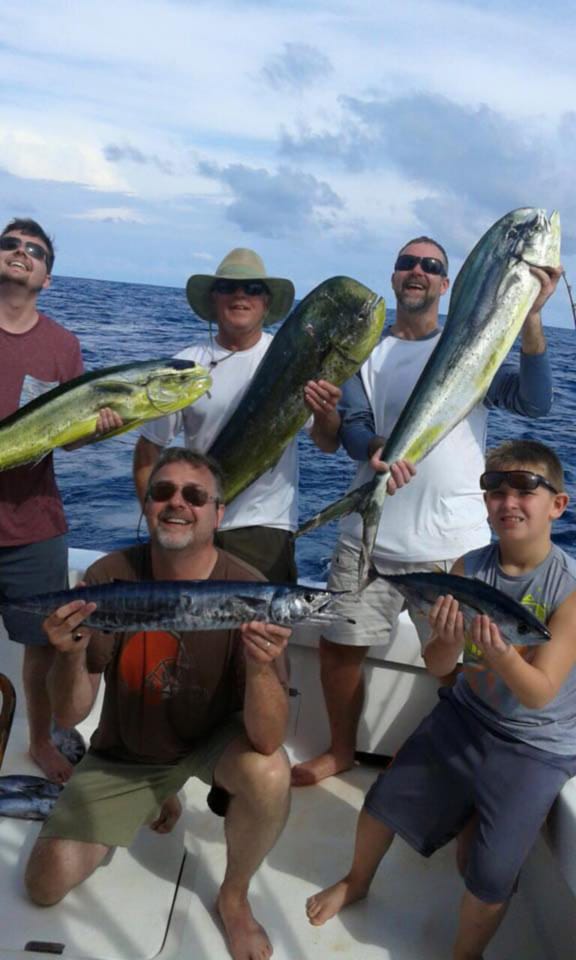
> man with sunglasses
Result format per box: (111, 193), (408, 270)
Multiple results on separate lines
(25, 447), (291, 960)
(0, 217), (122, 784)
(133, 247), (341, 582)
(293, 234), (563, 787)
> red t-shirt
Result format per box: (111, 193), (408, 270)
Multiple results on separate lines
(0, 313), (83, 546)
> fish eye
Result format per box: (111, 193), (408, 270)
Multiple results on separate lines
(303, 592), (316, 602)
(517, 622), (529, 635)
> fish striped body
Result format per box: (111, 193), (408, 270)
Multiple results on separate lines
(0, 358), (212, 471)
(209, 276), (385, 503)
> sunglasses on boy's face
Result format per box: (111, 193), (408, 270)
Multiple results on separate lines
(148, 480), (219, 507)
(480, 470), (558, 495)
(394, 254), (447, 277)
(0, 235), (49, 264)
(211, 279), (270, 297)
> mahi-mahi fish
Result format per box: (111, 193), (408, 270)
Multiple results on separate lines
(1, 581), (356, 631)
(295, 208), (561, 580)
(208, 276), (385, 503)
(0, 358), (212, 471)
(383, 571), (550, 646)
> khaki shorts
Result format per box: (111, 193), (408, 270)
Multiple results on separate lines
(322, 540), (458, 649)
(40, 714), (244, 847)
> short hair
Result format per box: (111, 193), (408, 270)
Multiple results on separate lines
(485, 440), (564, 493)
(397, 236), (449, 273)
(146, 447), (225, 502)
(1, 218), (55, 273)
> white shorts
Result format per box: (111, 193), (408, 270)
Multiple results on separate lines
(322, 540), (458, 648)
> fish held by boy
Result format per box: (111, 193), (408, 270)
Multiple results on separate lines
(382, 570), (550, 647)
(295, 208), (562, 580)
(1, 581), (356, 632)
(0, 358), (212, 471)
(208, 276), (385, 503)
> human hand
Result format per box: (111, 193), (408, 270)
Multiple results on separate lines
(470, 614), (511, 662)
(526, 264), (564, 317)
(304, 379), (341, 419)
(369, 449), (416, 495)
(150, 794), (182, 834)
(42, 597), (96, 653)
(428, 595), (465, 647)
(241, 621), (291, 664)
(95, 407), (124, 435)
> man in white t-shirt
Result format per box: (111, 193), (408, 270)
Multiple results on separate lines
(133, 248), (341, 581)
(292, 234), (564, 786)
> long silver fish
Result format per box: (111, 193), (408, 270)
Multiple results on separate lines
(209, 276), (385, 503)
(0, 358), (212, 471)
(0, 775), (63, 821)
(383, 571), (550, 646)
(296, 209), (561, 580)
(2, 581), (355, 631)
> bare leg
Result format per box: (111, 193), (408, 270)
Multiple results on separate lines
(214, 736), (291, 960)
(23, 645), (73, 783)
(291, 637), (369, 786)
(453, 890), (509, 960)
(306, 808), (395, 926)
(25, 836), (110, 906)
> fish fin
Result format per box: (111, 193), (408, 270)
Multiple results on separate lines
(295, 479), (375, 538)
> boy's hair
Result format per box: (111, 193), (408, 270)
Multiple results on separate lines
(485, 440), (564, 493)
(1, 218), (55, 273)
(146, 447), (224, 502)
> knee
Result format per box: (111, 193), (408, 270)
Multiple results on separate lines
(240, 748), (291, 804)
(25, 840), (71, 906)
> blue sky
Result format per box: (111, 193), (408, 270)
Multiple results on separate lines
(1, 0), (575, 326)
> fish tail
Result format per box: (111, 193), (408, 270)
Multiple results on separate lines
(295, 479), (376, 539)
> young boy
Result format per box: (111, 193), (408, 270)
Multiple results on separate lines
(306, 439), (576, 960)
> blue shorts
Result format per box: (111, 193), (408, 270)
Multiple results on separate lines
(364, 689), (576, 903)
(0, 535), (68, 646)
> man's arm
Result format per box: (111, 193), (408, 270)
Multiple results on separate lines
(338, 372), (380, 460)
(42, 598), (102, 727)
(240, 621), (290, 754)
(470, 591), (576, 709)
(133, 435), (163, 506)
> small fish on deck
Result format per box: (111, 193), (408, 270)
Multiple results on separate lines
(1, 581), (357, 632)
(0, 775), (63, 821)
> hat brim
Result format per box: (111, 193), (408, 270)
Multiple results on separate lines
(186, 274), (295, 326)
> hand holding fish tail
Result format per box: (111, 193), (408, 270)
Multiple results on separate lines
(424, 595), (465, 678)
(43, 598), (96, 655)
(369, 451), (417, 495)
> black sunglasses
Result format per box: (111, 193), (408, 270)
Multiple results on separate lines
(148, 480), (220, 507)
(480, 470), (558, 495)
(394, 254), (447, 277)
(0, 235), (49, 264)
(212, 279), (270, 297)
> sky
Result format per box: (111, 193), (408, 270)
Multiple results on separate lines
(1, 0), (575, 326)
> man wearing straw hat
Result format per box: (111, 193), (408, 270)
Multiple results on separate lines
(133, 248), (341, 581)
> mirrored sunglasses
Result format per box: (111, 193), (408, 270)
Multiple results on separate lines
(212, 279), (270, 296)
(148, 480), (219, 506)
(394, 254), (447, 277)
(0, 235), (49, 264)
(480, 470), (558, 495)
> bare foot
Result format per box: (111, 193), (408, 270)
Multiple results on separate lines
(150, 794), (182, 833)
(29, 739), (74, 783)
(217, 889), (272, 960)
(291, 751), (354, 787)
(306, 876), (368, 926)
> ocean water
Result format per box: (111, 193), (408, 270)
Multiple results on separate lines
(41, 275), (576, 582)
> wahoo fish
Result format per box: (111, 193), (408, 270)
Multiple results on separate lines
(0, 359), (212, 471)
(209, 276), (385, 503)
(2, 580), (355, 631)
(0, 775), (63, 821)
(296, 209), (561, 579)
(383, 571), (550, 646)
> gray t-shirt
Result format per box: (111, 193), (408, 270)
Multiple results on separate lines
(453, 542), (576, 755)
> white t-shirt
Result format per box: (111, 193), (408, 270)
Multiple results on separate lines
(339, 335), (491, 562)
(141, 335), (298, 532)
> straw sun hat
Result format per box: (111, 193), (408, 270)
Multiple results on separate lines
(186, 248), (295, 326)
